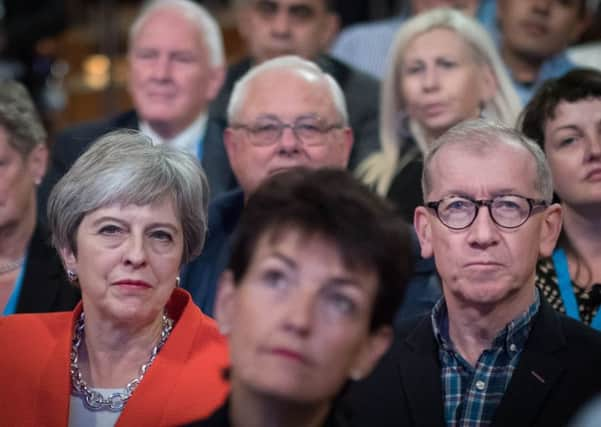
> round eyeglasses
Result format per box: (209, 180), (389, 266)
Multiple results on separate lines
(230, 116), (343, 147)
(426, 195), (548, 230)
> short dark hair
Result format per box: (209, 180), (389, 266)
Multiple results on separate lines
(228, 167), (411, 331)
(520, 68), (601, 149)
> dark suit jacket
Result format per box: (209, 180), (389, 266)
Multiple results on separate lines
(38, 110), (237, 224)
(346, 299), (601, 427)
(209, 55), (380, 170)
(16, 224), (80, 314)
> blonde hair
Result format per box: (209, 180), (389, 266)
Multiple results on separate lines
(357, 8), (521, 196)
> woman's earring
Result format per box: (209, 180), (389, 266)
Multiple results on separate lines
(218, 323), (230, 336)
(67, 270), (78, 283)
(350, 369), (362, 381)
(176, 276), (181, 287)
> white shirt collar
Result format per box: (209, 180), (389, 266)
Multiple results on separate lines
(139, 113), (208, 158)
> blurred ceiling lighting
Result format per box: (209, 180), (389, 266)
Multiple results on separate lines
(82, 54), (111, 90)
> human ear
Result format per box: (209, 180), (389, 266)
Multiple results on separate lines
(349, 325), (392, 380)
(538, 203), (562, 257)
(27, 144), (48, 184)
(477, 64), (498, 106)
(414, 206), (434, 259)
(215, 270), (237, 335)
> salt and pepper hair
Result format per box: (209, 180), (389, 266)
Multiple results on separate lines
(227, 55), (349, 125)
(422, 119), (554, 204)
(0, 80), (46, 157)
(358, 8), (522, 196)
(48, 130), (210, 265)
(129, 0), (224, 67)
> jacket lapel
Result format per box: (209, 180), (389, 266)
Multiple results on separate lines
(492, 301), (566, 427)
(399, 316), (446, 427)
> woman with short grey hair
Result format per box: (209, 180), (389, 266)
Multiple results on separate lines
(0, 130), (229, 426)
(0, 79), (79, 315)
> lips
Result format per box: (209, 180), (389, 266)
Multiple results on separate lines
(520, 20), (548, 37)
(112, 279), (152, 289)
(268, 347), (311, 365)
(421, 103), (447, 118)
(584, 168), (601, 181)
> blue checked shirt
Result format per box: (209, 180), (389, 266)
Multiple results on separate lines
(431, 291), (540, 427)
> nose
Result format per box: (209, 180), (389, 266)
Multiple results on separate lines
(123, 234), (147, 268)
(466, 205), (500, 249)
(282, 287), (314, 336)
(531, 0), (551, 14)
(270, 10), (292, 38)
(150, 54), (171, 81)
(421, 66), (440, 92)
(586, 133), (601, 160)
(277, 126), (303, 155)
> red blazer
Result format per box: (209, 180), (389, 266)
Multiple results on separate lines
(0, 288), (229, 426)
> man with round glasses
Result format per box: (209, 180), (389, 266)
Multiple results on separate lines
(346, 120), (601, 427)
(181, 55), (353, 313)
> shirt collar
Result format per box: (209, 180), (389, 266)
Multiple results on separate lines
(139, 112), (208, 157)
(431, 289), (540, 354)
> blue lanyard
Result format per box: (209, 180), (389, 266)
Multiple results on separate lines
(2, 253), (28, 316)
(196, 133), (205, 162)
(552, 248), (601, 330)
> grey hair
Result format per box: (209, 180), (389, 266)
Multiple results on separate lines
(48, 130), (209, 264)
(422, 119), (554, 203)
(227, 55), (349, 125)
(0, 80), (46, 157)
(129, 0), (224, 67)
(357, 8), (522, 196)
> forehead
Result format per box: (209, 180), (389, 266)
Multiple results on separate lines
(252, 0), (328, 12)
(428, 142), (538, 198)
(546, 98), (601, 129)
(404, 28), (472, 61)
(132, 9), (205, 51)
(411, 0), (479, 13)
(238, 69), (337, 121)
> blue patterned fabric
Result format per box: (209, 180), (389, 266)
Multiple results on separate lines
(431, 291), (540, 426)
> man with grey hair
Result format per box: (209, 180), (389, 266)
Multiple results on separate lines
(38, 0), (236, 223)
(346, 119), (601, 427)
(181, 55), (353, 313)
(208, 0), (380, 170)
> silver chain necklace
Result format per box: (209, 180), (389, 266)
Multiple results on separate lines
(0, 256), (25, 275)
(70, 311), (174, 412)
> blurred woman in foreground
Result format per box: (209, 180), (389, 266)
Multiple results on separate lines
(0, 131), (228, 426)
(521, 68), (601, 330)
(188, 168), (412, 427)
(358, 8), (521, 221)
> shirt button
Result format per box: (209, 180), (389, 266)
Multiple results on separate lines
(510, 344), (517, 352)
(475, 380), (486, 391)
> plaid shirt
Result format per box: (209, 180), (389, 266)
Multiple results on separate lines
(431, 291), (540, 427)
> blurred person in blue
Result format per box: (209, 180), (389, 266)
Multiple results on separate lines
(0, 79), (79, 316)
(521, 68), (601, 330)
(330, 0), (496, 80)
(497, 0), (598, 103)
(38, 0), (235, 224)
(185, 167), (411, 427)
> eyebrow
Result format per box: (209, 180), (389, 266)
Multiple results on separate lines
(90, 216), (180, 232)
(267, 251), (363, 288)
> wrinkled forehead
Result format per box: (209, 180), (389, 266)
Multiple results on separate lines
(426, 142), (538, 198)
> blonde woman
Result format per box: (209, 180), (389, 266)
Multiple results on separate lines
(358, 8), (521, 221)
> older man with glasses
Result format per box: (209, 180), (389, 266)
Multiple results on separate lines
(180, 55), (353, 314)
(345, 119), (601, 427)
